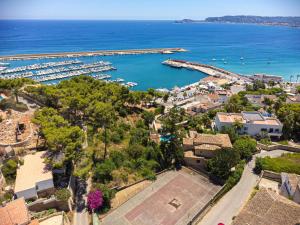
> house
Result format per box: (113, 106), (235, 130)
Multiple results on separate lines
(286, 94), (300, 104)
(0, 197), (39, 225)
(14, 151), (54, 200)
(183, 132), (232, 170)
(250, 74), (283, 83)
(232, 188), (300, 225)
(245, 94), (277, 107)
(214, 111), (283, 138)
(280, 173), (300, 204)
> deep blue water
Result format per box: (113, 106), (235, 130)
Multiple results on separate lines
(0, 20), (300, 90)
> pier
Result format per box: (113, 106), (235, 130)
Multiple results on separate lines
(162, 59), (251, 83)
(0, 48), (187, 61)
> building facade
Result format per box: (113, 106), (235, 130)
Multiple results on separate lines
(214, 111), (283, 138)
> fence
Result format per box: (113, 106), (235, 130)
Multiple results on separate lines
(262, 170), (281, 182)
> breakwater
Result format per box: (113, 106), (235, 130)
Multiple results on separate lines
(162, 59), (251, 83)
(0, 48), (187, 61)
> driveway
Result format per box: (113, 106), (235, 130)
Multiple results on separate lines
(198, 150), (288, 225)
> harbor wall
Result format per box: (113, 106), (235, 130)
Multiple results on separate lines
(0, 48), (186, 61)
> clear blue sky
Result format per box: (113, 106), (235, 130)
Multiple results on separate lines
(0, 0), (300, 20)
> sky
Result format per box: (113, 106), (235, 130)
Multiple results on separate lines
(0, 0), (300, 20)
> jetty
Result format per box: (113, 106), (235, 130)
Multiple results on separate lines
(0, 48), (187, 61)
(162, 59), (251, 83)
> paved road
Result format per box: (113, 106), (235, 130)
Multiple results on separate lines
(73, 177), (92, 225)
(198, 150), (288, 225)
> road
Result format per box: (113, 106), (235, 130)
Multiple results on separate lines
(73, 127), (91, 225)
(198, 150), (288, 225)
(73, 177), (92, 225)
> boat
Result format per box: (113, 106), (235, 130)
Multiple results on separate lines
(126, 82), (138, 87)
(240, 57), (244, 60)
(212, 58), (216, 61)
(223, 61), (227, 64)
(0, 62), (9, 66)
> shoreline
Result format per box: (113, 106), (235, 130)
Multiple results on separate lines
(0, 48), (187, 61)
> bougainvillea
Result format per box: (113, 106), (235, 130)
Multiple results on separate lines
(87, 189), (103, 212)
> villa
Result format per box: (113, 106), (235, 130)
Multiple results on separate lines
(183, 131), (232, 170)
(14, 151), (54, 200)
(214, 111), (283, 138)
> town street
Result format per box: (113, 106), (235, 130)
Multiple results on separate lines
(198, 150), (289, 225)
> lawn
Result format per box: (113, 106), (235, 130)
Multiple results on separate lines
(261, 153), (300, 174)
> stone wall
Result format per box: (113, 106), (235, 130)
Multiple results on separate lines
(28, 197), (70, 212)
(257, 143), (300, 153)
(262, 170), (281, 182)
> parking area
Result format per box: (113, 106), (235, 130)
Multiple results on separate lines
(102, 168), (221, 225)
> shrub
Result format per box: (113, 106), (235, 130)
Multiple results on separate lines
(93, 160), (116, 183)
(54, 188), (71, 201)
(87, 190), (103, 212)
(92, 184), (115, 213)
(2, 159), (18, 179)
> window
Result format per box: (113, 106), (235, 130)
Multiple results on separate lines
(244, 127), (248, 130)
(261, 128), (267, 132)
(269, 128), (274, 133)
(196, 160), (201, 164)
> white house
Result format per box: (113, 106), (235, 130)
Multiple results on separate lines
(14, 151), (54, 200)
(280, 173), (300, 204)
(214, 111), (283, 137)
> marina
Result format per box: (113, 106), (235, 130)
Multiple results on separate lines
(0, 48), (187, 61)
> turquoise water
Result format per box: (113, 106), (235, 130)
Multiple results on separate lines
(0, 20), (300, 90)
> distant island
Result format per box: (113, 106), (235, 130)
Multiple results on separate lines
(175, 16), (300, 27)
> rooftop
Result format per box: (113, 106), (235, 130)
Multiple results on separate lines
(14, 151), (53, 193)
(216, 112), (282, 126)
(0, 198), (30, 225)
(184, 132), (232, 149)
(232, 188), (300, 225)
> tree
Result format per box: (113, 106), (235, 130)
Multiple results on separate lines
(93, 160), (116, 183)
(142, 111), (155, 126)
(220, 126), (239, 143)
(86, 102), (116, 159)
(2, 159), (18, 179)
(160, 107), (184, 169)
(207, 148), (240, 182)
(233, 137), (257, 161)
(87, 190), (103, 212)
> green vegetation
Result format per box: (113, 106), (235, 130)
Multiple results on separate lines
(259, 138), (272, 145)
(1, 159), (18, 183)
(207, 148), (240, 182)
(54, 188), (71, 201)
(233, 136), (257, 161)
(224, 160), (245, 191)
(276, 103), (300, 140)
(255, 153), (300, 174)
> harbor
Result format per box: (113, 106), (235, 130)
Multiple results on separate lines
(0, 48), (187, 61)
(162, 59), (252, 83)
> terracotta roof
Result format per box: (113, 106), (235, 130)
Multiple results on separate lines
(193, 134), (232, 148)
(195, 144), (221, 151)
(0, 198), (30, 225)
(232, 188), (300, 225)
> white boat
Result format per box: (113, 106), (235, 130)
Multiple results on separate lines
(212, 58), (216, 61)
(240, 57), (244, 60)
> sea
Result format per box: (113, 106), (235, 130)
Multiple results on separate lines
(0, 20), (300, 90)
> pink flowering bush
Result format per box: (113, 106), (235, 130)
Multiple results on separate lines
(87, 189), (103, 212)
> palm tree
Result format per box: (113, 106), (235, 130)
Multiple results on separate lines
(290, 75), (294, 83)
(296, 74), (300, 83)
